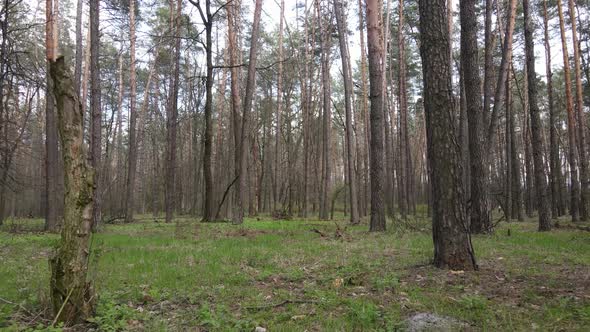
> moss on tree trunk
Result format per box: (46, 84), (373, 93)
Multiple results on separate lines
(49, 56), (95, 325)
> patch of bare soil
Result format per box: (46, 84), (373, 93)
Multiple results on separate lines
(399, 259), (590, 308)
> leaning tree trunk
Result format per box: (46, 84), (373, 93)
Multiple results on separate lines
(334, 0), (359, 225)
(523, 0), (551, 231)
(233, 0), (263, 224)
(419, 0), (477, 270)
(49, 56), (95, 325)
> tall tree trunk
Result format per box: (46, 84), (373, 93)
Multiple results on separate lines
(556, 0), (580, 221)
(366, 0), (386, 231)
(81, 27), (90, 138)
(89, 0), (101, 228)
(115, 52), (124, 214)
(193, 0), (215, 222)
(543, 0), (561, 219)
(523, 93), (534, 217)
(165, 0), (181, 223)
(523, 0), (551, 231)
(509, 73), (524, 221)
(505, 69), (512, 221)
(227, 0), (242, 222)
(233, 0), (263, 224)
(486, 0), (518, 148)
(125, 0), (138, 223)
(399, 0), (411, 219)
(460, 0), (490, 233)
(0, 1), (8, 225)
(419, 0), (476, 270)
(318, 0), (331, 221)
(359, 0), (370, 217)
(49, 56), (94, 325)
(44, 0), (59, 231)
(334, 0), (359, 225)
(274, 0), (284, 212)
(382, 0), (394, 218)
(301, 0), (311, 218)
(482, 0), (494, 127)
(568, 0), (589, 221)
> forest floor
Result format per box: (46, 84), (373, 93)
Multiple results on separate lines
(1, 214), (589, 331)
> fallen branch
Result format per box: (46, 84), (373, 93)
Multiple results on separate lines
(310, 228), (328, 237)
(0, 296), (33, 316)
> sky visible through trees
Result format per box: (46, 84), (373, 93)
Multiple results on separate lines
(0, 0), (589, 329)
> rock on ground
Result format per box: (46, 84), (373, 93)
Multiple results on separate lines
(404, 312), (467, 331)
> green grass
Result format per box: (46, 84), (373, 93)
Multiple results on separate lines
(1, 215), (589, 331)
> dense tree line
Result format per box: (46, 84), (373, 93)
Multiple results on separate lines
(0, 0), (589, 322)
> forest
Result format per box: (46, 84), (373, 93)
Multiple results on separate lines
(0, 0), (589, 330)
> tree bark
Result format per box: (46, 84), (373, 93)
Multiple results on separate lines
(44, 0), (59, 231)
(318, 0), (331, 221)
(89, 0), (101, 228)
(419, 0), (477, 270)
(523, 0), (551, 231)
(49, 56), (94, 325)
(486, 0), (518, 149)
(194, 0), (215, 222)
(460, 0), (490, 233)
(74, 0), (83, 93)
(358, 0), (370, 217)
(509, 72), (524, 221)
(233, 0), (263, 224)
(165, 0), (181, 223)
(482, 0), (494, 128)
(227, 0), (242, 222)
(125, 0), (138, 223)
(399, 0), (411, 219)
(366, 0), (386, 231)
(556, 0), (580, 221)
(274, 0), (284, 212)
(543, 0), (561, 219)
(568, 0), (589, 221)
(334, 0), (359, 225)
(505, 68), (512, 221)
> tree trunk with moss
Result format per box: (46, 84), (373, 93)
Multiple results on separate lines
(49, 56), (95, 325)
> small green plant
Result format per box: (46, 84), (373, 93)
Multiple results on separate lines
(372, 272), (399, 291)
(459, 294), (487, 310)
(87, 295), (138, 331)
(347, 299), (380, 328)
(197, 303), (221, 329)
